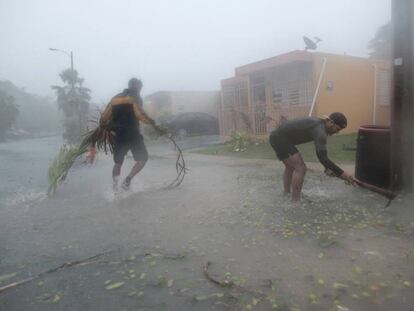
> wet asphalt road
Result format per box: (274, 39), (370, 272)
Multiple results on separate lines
(1, 136), (414, 311)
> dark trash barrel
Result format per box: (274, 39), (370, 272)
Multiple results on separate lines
(355, 125), (391, 188)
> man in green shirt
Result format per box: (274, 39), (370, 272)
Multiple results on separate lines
(269, 112), (356, 202)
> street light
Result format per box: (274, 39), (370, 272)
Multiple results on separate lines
(49, 47), (82, 137)
(49, 48), (75, 91)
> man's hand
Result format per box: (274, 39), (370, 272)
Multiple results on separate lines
(340, 171), (357, 186)
(154, 124), (168, 136)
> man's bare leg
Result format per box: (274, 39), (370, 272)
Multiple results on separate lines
(122, 159), (147, 189)
(127, 160), (147, 181)
(112, 163), (122, 191)
(282, 153), (307, 202)
(282, 165), (294, 195)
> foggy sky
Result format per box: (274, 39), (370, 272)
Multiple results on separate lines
(0, 0), (390, 103)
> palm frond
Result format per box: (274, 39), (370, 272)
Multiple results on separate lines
(80, 121), (114, 154)
(47, 117), (115, 196)
(47, 144), (89, 197)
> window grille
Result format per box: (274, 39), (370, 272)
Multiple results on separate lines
(271, 63), (312, 107)
(222, 87), (236, 108)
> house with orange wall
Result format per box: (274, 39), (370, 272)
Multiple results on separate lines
(219, 50), (391, 137)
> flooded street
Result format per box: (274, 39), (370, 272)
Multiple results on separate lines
(1, 137), (414, 311)
(0, 136), (62, 208)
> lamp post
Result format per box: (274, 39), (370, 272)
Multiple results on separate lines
(49, 48), (82, 139)
(49, 48), (75, 91)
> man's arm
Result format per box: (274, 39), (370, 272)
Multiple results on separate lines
(324, 166), (356, 184)
(316, 150), (355, 184)
(132, 103), (155, 125)
(313, 127), (355, 184)
(316, 149), (344, 176)
(100, 102), (113, 126)
(132, 100), (168, 135)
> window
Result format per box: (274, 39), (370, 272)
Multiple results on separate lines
(222, 81), (248, 109)
(271, 63), (312, 107)
(273, 89), (283, 105)
(288, 87), (300, 105)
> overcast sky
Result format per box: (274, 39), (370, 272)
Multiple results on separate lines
(0, 0), (390, 103)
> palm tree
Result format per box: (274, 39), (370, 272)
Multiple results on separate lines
(52, 69), (91, 143)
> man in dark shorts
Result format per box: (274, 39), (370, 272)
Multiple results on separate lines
(269, 112), (356, 202)
(101, 78), (165, 191)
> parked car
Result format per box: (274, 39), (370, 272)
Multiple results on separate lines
(164, 112), (219, 137)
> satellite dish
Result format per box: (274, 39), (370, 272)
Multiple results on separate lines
(303, 36), (319, 50)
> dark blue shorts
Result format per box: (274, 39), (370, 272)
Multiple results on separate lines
(269, 133), (298, 161)
(113, 132), (148, 165)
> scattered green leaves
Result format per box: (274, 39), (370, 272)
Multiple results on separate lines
(105, 282), (125, 290)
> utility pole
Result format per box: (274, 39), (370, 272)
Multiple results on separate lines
(391, 0), (413, 191)
(50, 48), (75, 92)
(70, 51), (75, 92)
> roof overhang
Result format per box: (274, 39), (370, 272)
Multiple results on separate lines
(235, 50), (313, 76)
(221, 75), (248, 87)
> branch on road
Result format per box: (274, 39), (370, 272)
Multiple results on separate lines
(163, 134), (187, 189)
(202, 261), (265, 297)
(0, 251), (111, 294)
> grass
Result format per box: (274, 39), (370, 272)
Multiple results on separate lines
(192, 133), (357, 164)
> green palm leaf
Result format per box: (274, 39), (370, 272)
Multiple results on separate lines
(47, 144), (89, 197)
(47, 121), (115, 197)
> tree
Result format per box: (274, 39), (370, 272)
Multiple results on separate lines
(0, 80), (60, 133)
(0, 91), (19, 142)
(51, 69), (91, 143)
(368, 22), (391, 59)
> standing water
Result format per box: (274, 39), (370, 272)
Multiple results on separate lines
(0, 135), (62, 207)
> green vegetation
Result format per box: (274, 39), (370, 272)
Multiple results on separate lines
(193, 133), (357, 164)
(368, 21), (390, 59)
(0, 91), (19, 141)
(0, 80), (60, 135)
(47, 144), (88, 196)
(51, 69), (91, 143)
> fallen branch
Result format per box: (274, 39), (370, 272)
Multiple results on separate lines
(202, 261), (264, 297)
(354, 178), (396, 202)
(47, 118), (114, 197)
(163, 134), (187, 189)
(163, 253), (186, 260)
(325, 169), (396, 208)
(203, 262), (232, 288)
(141, 252), (187, 260)
(0, 251), (110, 294)
(0, 277), (36, 294)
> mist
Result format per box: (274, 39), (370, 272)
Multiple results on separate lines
(1, 0), (390, 102)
